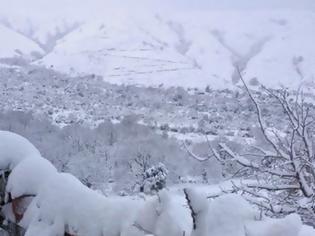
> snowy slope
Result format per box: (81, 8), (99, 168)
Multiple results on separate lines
(2, 9), (315, 89)
(36, 17), (216, 88)
(245, 11), (315, 88)
(34, 10), (315, 89)
(0, 25), (43, 59)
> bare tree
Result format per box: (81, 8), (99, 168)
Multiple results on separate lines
(186, 67), (315, 224)
(129, 152), (152, 192)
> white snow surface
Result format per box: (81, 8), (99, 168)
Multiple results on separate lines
(299, 225), (315, 236)
(0, 131), (41, 170)
(21, 173), (141, 236)
(6, 157), (57, 198)
(32, 10), (315, 89)
(207, 193), (257, 236)
(1, 9), (315, 89)
(0, 25), (43, 59)
(245, 214), (302, 236)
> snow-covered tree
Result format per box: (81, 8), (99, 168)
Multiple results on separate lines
(141, 163), (168, 194)
(186, 67), (315, 224)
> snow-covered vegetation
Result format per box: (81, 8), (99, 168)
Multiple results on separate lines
(0, 51), (315, 236)
(1, 0), (315, 235)
(0, 131), (314, 235)
(186, 70), (315, 224)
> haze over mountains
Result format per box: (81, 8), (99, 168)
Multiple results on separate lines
(1, 0), (315, 89)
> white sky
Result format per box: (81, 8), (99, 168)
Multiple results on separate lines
(0, 0), (314, 29)
(1, 0), (315, 18)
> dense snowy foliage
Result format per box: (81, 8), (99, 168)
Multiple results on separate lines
(0, 132), (315, 236)
(140, 163), (168, 193)
(0, 65), (315, 230)
(0, 109), (222, 194)
(0, 131), (315, 235)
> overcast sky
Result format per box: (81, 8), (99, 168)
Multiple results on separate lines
(1, 0), (314, 19)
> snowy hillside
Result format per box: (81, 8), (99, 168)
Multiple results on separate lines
(1, 10), (315, 89)
(1, 1), (315, 235)
(0, 24), (43, 60)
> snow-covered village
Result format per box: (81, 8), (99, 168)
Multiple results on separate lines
(1, 0), (315, 235)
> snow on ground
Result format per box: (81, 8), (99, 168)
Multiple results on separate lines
(246, 214), (302, 236)
(0, 131), (41, 170)
(1, 9), (314, 89)
(245, 11), (315, 88)
(31, 10), (315, 89)
(0, 25), (43, 59)
(300, 225), (315, 236)
(6, 157), (57, 198)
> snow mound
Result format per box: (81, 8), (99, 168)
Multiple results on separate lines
(245, 214), (302, 236)
(129, 190), (189, 236)
(207, 193), (257, 236)
(1, 131), (315, 236)
(0, 131), (42, 170)
(299, 225), (315, 236)
(6, 157), (57, 198)
(21, 173), (141, 235)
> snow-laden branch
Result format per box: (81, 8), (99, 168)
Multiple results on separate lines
(263, 86), (314, 161)
(183, 139), (222, 163)
(219, 143), (295, 177)
(183, 141), (211, 162)
(237, 67), (290, 160)
(246, 183), (300, 191)
(187, 67), (315, 221)
(219, 143), (259, 168)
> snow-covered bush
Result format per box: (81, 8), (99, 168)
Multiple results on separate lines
(0, 110), (198, 193)
(6, 158), (57, 199)
(140, 163), (168, 194)
(0, 131), (41, 170)
(20, 173), (141, 236)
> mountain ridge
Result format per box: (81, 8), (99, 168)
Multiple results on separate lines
(1, 10), (315, 89)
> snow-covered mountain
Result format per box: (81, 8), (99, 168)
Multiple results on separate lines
(0, 24), (44, 60)
(1, 9), (315, 89)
